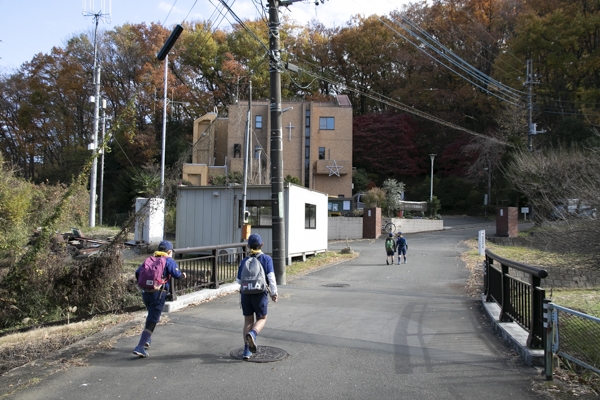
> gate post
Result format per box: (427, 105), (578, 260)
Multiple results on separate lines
(543, 299), (553, 381)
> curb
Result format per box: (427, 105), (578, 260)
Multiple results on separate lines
(480, 294), (544, 367)
(164, 282), (240, 313)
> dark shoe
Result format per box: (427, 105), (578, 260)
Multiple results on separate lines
(133, 346), (149, 358)
(246, 331), (257, 353)
(386, 259), (389, 265)
(243, 348), (252, 360)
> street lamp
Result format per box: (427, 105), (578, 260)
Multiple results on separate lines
(429, 154), (436, 201)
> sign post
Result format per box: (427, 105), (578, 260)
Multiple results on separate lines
(478, 230), (486, 256)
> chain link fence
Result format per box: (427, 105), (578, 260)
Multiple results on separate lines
(547, 303), (600, 377)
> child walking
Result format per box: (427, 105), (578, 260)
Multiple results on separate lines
(396, 232), (408, 264)
(133, 240), (186, 358)
(237, 234), (278, 360)
(385, 233), (396, 265)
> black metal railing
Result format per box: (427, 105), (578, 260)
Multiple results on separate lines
(168, 243), (248, 300)
(484, 249), (548, 348)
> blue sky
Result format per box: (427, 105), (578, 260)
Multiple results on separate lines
(0, 0), (410, 70)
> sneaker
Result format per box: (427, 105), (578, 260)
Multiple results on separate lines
(144, 338), (151, 349)
(246, 331), (257, 353)
(386, 259), (389, 265)
(243, 348), (252, 360)
(404, 259), (408, 264)
(133, 346), (149, 358)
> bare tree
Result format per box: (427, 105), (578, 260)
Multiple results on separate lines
(505, 146), (600, 261)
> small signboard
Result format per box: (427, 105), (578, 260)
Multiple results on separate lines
(478, 230), (486, 256)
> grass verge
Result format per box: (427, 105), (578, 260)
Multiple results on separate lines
(461, 238), (600, 398)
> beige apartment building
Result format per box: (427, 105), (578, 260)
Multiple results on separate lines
(182, 95), (353, 199)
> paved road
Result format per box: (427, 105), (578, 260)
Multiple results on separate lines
(8, 217), (548, 400)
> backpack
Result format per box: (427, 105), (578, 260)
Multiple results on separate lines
(397, 237), (407, 248)
(137, 256), (168, 291)
(240, 255), (268, 294)
(385, 238), (395, 251)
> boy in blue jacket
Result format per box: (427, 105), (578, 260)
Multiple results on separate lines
(133, 240), (186, 358)
(236, 234), (278, 360)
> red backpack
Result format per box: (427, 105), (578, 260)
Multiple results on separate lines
(137, 256), (169, 291)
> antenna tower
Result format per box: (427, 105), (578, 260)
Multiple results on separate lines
(83, 0), (112, 227)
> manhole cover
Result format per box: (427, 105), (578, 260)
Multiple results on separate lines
(322, 283), (350, 288)
(230, 346), (289, 363)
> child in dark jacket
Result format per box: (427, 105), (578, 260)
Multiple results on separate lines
(133, 240), (186, 358)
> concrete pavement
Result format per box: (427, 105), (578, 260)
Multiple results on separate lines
(2, 216), (550, 400)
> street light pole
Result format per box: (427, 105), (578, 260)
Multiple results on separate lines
(429, 154), (436, 201)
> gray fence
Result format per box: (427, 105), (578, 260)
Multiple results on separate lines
(544, 301), (600, 380)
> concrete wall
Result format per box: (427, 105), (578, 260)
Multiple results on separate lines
(389, 218), (444, 233)
(328, 217), (444, 240)
(328, 217), (363, 240)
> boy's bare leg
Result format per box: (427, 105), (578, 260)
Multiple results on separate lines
(243, 315), (268, 340)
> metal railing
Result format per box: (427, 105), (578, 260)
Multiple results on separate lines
(484, 249), (548, 348)
(544, 301), (600, 380)
(168, 243), (247, 300)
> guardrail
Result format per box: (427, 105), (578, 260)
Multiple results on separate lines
(168, 243), (247, 300)
(484, 249), (548, 348)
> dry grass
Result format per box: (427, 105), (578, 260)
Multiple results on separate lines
(0, 313), (135, 375)
(286, 251), (359, 279)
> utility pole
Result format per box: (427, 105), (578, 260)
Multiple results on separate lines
(83, 1), (111, 228)
(268, 0), (286, 285)
(242, 80), (252, 235)
(265, 0), (328, 284)
(99, 99), (107, 226)
(525, 59), (545, 151)
(429, 154), (436, 201)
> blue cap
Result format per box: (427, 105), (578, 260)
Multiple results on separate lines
(388, 233), (393, 237)
(248, 234), (263, 248)
(158, 240), (173, 251)
(398, 232), (403, 235)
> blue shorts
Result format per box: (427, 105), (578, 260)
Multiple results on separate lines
(142, 290), (167, 323)
(398, 246), (407, 255)
(241, 292), (269, 318)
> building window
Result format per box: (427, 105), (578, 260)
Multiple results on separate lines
(255, 115), (263, 129)
(319, 117), (335, 130)
(305, 203), (316, 229)
(240, 200), (272, 227)
(318, 147), (325, 160)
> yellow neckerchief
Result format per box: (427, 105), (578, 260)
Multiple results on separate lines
(154, 251), (169, 257)
(249, 249), (263, 256)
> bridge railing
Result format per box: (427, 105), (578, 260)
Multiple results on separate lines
(168, 243), (247, 300)
(484, 249), (548, 348)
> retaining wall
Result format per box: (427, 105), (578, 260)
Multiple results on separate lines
(328, 217), (443, 241)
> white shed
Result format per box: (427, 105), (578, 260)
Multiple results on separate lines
(176, 183), (328, 264)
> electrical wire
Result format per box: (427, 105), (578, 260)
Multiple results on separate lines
(388, 15), (525, 103)
(183, 0), (200, 24)
(163, 0), (179, 26)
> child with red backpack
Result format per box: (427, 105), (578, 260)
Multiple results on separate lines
(133, 240), (186, 358)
